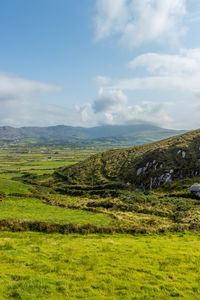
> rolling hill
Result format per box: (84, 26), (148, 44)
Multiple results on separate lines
(0, 124), (184, 147)
(17, 128), (200, 233)
(54, 129), (200, 189)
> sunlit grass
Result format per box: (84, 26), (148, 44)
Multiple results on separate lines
(0, 142), (200, 299)
(0, 196), (113, 226)
(0, 232), (199, 299)
(0, 178), (31, 194)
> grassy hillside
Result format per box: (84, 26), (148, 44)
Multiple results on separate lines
(54, 129), (200, 189)
(1, 133), (200, 299)
(2, 131), (200, 234)
(12, 128), (200, 234)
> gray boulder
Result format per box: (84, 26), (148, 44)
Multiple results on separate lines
(190, 184), (200, 198)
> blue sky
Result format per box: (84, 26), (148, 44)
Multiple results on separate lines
(0, 0), (200, 129)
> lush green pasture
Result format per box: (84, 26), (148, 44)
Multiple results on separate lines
(0, 175), (113, 226)
(0, 143), (200, 299)
(0, 146), (97, 176)
(0, 172), (25, 179)
(0, 232), (199, 299)
(0, 170), (54, 179)
(0, 178), (31, 194)
(0, 196), (113, 226)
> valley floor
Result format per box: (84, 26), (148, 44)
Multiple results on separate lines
(0, 232), (199, 299)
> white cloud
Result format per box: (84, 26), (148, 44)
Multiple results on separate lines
(95, 0), (186, 47)
(96, 101), (172, 127)
(94, 75), (112, 85)
(93, 88), (127, 112)
(0, 86), (172, 129)
(1, 53), (199, 130)
(0, 72), (61, 101)
(91, 88), (171, 127)
(128, 49), (200, 75)
(122, 0), (187, 48)
(114, 48), (200, 94)
(0, 72), (64, 127)
(0, 71), (183, 129)
(0, 99), (92, 128)
(95, 0), (130, 40)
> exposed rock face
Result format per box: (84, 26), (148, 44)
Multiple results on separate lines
(137, 168), (143, 176)
(150, 173), (172, 188)
(190, 185), (200, 198)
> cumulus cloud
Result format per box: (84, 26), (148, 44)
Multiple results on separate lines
(95, 101), (172, 127)
(0, 72), (61, 101)
(93, 88), (127, 113)
(0, 84), (172, 129)
(0, 71), (185, 129)
(113, 48), (200, 94)
(1, 54), (198, 130)
(91, 88), (172, 127)
(3, 92), (200, 130)
(95, 0), (186, 47)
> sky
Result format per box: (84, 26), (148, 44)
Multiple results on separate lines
(0, 0), (200, 129)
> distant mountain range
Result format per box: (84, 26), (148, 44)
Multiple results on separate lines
(0, 124), (185, 147)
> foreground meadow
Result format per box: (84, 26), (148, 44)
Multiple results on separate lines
(0, 232), (199, 299)
(0, 144), (200, 299)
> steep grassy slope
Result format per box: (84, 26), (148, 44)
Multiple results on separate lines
(54, 129), (200, 189)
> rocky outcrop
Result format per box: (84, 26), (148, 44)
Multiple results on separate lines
(190, 185), (200, 198)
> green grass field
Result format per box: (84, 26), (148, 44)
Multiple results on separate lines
(0, 143), (200, 298)
(0, 174), (114, 227)
(0, 196), (113, 226)
(0, 178), (31, 194)
(0, 232), (199, 299)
